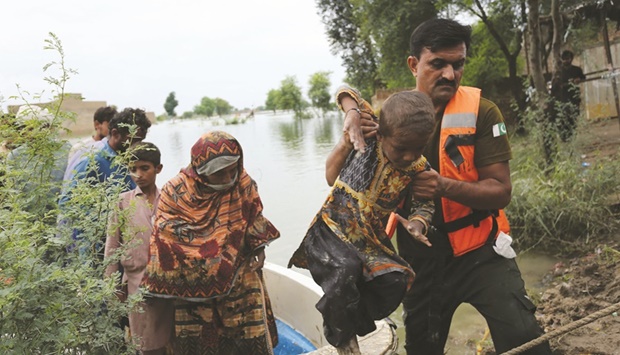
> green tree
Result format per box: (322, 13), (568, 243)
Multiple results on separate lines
(194, 96), (216, 117)
(361, 0), (437, 90)
(317, 0), (437, 97)
(213, 97), (233, 116)
(438, 0), (528, 113)
(461, 21), (510, 96)
(163, 91), (178, 117)
(316, 0), (381, 98)
(265, 89), (281, 114)
(308, 71), (334, 115)
(181, 111), (194, 119)
(277, 76), (306, 117)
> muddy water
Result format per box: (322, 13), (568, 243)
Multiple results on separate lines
(146, 113), (559, 354)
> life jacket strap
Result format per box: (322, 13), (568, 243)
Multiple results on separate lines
(439, 209), (498, 233)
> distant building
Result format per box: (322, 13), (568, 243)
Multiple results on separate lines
(7, 93), (156, 137)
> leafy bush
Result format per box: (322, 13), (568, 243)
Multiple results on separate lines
(507, 105), (620, 255)
(0, 33), (137, 354)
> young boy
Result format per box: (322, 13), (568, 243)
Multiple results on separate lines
(104, 142), (173, 355)
(288, 90), (436, 355)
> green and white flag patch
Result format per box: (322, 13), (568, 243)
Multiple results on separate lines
(492, 123), (507, 137)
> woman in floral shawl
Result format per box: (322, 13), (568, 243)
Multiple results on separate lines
(142, 131), (280, 355)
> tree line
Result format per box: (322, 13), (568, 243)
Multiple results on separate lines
(163, 71), (336, 120)
(163, 92), (234, 120)
(265, 71), (335, 118)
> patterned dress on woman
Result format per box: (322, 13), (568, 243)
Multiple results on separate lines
(141, 131), (280, 355)
(288, 122), (434, 347)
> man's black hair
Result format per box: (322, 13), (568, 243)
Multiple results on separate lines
(561, 50), (574, 60)
(410, 18), (472, 58)
(108, 108), (152, 137)
(93, 106), (117, 123)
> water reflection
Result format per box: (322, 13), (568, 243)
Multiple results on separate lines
(276, 118), (304, 150)
(313, 113), (341, 146)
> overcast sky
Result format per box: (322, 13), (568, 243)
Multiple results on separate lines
(0, 0), (347, 115)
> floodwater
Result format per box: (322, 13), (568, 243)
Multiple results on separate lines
(146, 112), (558, 354)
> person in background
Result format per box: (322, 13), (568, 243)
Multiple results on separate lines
(104, 142), (173, 355)
(290, 91), (436, 355)
(59, 107), (151, 259)
(337, 18), (551, 355)
(64, 106), (117, 181)
(141, 131), (280, 355)
(551, 49), (586, 141)
(61, 107), (151, 201)
(6, 105), (71, 215)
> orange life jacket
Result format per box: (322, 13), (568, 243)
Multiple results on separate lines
(439, 86), (510, 256)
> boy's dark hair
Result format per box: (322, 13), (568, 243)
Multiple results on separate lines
(130, 141), (161, 166)
(109, 108), (152, 136)
(379, 91), (435, 137)
(93, 106), (117, 123)
(561, 50), (574, 60)
(410, 18), (472, 58)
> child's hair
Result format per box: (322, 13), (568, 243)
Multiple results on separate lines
(378, 91), (435, 137)
(130, 141), (161, 166)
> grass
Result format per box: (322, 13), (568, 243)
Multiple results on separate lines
(507, 117), (620, 257)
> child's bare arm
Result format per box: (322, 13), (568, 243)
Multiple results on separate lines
(326, 134), (354, 187)
(327, 86), (379, 185)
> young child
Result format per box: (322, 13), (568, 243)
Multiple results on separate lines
(288, 90), (436, 355)
(104, 142), (173, 354)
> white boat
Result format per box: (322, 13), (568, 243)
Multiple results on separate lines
(263, 262), (398, 355)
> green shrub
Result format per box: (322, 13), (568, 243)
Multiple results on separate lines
(0, 33), (138, 354)
(507, 106), (620, 256)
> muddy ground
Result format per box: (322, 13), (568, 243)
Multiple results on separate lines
(536, 244), (620, 355)
(524, 118), (620, 355)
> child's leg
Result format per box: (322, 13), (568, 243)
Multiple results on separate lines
(303, 221), (366, 348)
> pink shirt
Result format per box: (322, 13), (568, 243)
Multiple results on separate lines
(104, 186), (160, 295)
(105, 186), (173, 351)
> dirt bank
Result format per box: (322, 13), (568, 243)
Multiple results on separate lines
(536, 243), (620, 354)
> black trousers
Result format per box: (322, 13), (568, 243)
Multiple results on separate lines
(399, 233), (551, 355)
(304, 220), (408, 347)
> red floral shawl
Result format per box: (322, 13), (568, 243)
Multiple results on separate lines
(142, 131), (280, 299)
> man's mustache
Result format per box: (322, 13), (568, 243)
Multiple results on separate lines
(436, 79), (456, 87)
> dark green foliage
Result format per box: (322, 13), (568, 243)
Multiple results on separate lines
(316, 0), (382, 98)
(164, 91), (178, 117)
(277, 76), (308, 118)
(214, 97), (233, 117)
(308, 71), (335, 115)
(194, 96), (216, 117)
(362, 0), (437, 90)
(317, 0), (437, 96)
(507, 108), (620, 255)
(194, 96), (233, 117)
(265, 89), (281, 114)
